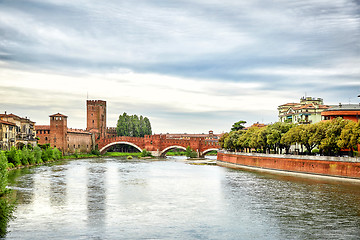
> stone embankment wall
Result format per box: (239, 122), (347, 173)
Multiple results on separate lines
(217, 151), (360, 180)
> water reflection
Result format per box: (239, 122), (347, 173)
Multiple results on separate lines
(50, 165), (67, 206)
(5, 157), (360, 239)
(86, 160), (107, 231)
(223, 169), (360, 239)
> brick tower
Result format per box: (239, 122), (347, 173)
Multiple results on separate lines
(86, 100), (107, 139)
(49, 113), (68, 153)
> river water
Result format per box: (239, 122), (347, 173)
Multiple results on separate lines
(5, 156), (360, 239)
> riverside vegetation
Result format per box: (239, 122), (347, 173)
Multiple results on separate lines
(220, 118), (360, 156)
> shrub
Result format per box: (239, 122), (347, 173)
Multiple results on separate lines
(6, 147), (21, 167)
(140, 149), (152, 157)
(185, 146), (197, 158)
(53, 148), (62, 160)
(20, 147), (29, 165)
(312, 149), (320, 154)
(0, 152), (8, 194)
(91, 149), (101, 156)
(33, 146), (42, 164)
(42, 147), (54, 162)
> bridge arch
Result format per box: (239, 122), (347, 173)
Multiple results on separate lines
(201, 148), (219, 157)
(160, 145), (187, 157)
(99, 141), (143, 154)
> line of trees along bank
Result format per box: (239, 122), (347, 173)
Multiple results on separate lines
(219, 118), (360, 156)
(116, 113), (152, 137)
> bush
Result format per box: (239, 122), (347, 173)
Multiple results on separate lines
(140, 149), (152, 158)
(0, 152), (8, 194)
(33, 146), (42, 164)
(6, 147), (21, 167)
(312, 149), (320, 154)
(91, 149), (101, 156)
(185, 146), (197, 158)
(42, 147), (54, 162)
(53, 148), (62, 160)
(20, 147), (29, 166)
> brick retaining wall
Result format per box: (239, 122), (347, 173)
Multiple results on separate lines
(217, 151), (360, 179)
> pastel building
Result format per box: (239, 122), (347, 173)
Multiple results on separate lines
(278, 97), (330, 124)
(0, 112), (37, 150)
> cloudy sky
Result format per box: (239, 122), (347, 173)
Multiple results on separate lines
(0, 0), (359, 133)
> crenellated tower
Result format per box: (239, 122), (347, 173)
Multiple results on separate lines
(49, 113), (68, 153)
(86, 100), (107, 139)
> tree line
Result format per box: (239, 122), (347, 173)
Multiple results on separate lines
(219, 118), (360, 156)
(116, 113), (152, 137)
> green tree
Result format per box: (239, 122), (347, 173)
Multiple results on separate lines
(116, 113), (152, 137)
(231, 120), (246, 132)
(266, 122), (294, 154)
(337, 121), (360, 156)
(281, 125), (301, 153)
(219, 132), (229, 149)
(144, 117), (152, 135)
(320, 117), (348, 155)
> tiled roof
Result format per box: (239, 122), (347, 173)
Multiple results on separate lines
(67, 128), (91, 134)
(35, 125), (50, 130)
(0, 120), (16, 126)
(49, 113), (68, 117)
(324, 104), (360, 111)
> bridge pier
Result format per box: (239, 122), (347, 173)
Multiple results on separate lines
(150, 151), (162, 158)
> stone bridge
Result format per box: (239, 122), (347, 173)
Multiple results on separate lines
(96, 134), (220, 157)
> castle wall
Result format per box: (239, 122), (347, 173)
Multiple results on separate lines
(67, 132), (93, 154)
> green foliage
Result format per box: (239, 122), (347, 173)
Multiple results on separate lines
(0, 198), (15, 238)
(140, 149), (152, 158)
(6, 147), (21, 167)
(53, 148), (62, 160)
(116, 112), (152, 137)
(33, 146), (43, 164)
(20, 147), (29, 165)
(91, 149), (101, 156)
(185, 146), (197, 158)
(0, 152), (8, 194)
(41, 147), (55, 162)
(231, 120), (246, 132)
(319, 118), (348, 155)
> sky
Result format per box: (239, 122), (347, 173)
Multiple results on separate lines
(0, 0), (359, 134)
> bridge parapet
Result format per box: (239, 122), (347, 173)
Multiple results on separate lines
(96, 134), (220, 156)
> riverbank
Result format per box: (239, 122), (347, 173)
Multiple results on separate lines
(217, 151), (360, 183)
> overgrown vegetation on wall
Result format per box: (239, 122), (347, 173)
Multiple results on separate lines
(116, 112), (152, 137)
(0, 152), (15, 237)
(220, 118), (360, 156)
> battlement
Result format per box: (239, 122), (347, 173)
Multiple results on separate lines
(87, 100), (106, 105)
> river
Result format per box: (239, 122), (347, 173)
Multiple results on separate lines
(5, 156), (360, 239)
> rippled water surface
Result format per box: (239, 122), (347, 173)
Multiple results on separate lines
(6, 156), (360, 239)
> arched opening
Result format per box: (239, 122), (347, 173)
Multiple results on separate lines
(100, 142), (142, 154)
(201, 148), (219, 158)
(160, 146), (187, 158)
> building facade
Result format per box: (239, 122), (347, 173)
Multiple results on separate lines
(0, 112), (37, 150)
(321, 103), (360, 122)
(278, 97), (330, 124)
(36, 113), (94, 154)
(86, 100), (107, 139)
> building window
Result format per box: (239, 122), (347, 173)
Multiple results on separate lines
(45, 137), (48, 140)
